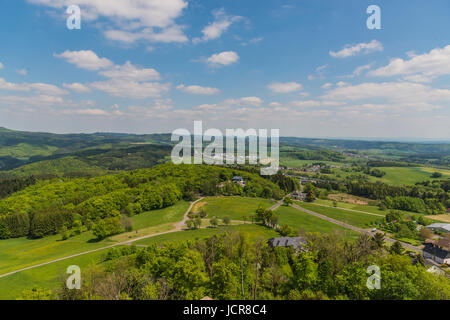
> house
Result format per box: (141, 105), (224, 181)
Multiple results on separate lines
(423, 242), (450, 265)
(426, 223), (450, 234)
(291, 191), (307, 201)
(232, 176), (245, 186)
(268, 237), (307, 252)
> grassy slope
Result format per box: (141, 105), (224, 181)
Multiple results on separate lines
(294, 202), (384, 228)
(192, 197), (276, 220)
(0, 250), (105, 300)
(0, 201), (190, 275)
(275, 205), (359, 239)
(135, 224), (279, 245)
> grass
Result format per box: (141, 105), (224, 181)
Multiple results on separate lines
(315, 198), (388, 215)
(0, 201), (190, 275)
(280, 157), (344, 168)
(131, 201), (190, 229)
(0, 250), (106, 300)
(294, 202), (384, 228)
(275, 205), (359, 239)
(192, 196), (276, 220)
(135, 224), (279, 245)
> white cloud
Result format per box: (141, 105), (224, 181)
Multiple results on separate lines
(291, 100), (345, 108)
(104, 25), (188, 44)
(206, 51), (239, 67)
(63, 82), (92, 93)
(222, 96), (263, 107)
(322, 82), (450, 103)
(0, 62), (3, 69)
(55, 50), (113, 70)
(369, 45), (450, 82)
(29, 0), (189, 44)
(176, 84), (220, 95)
(351, 63), (372, 77)
(90, 79), (170, 99)
(330, 40), (383, 58)
(99, 61), (160, 81)
(267, 82), (302, 94)
(322, 83), (333, 89)
(0, 77), (67, 95)
(193, 8), (242, 43)
(0, 94), (64, 107)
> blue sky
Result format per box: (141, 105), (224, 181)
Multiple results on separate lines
(0, 0), (449, 138)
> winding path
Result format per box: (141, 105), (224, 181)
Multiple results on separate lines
(0, 198), (204, 279)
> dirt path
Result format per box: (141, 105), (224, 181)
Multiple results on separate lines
(290, 204), (423, 252)
(0, 198), (204, 279)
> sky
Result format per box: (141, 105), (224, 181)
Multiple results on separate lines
(0, 0), (449, 139)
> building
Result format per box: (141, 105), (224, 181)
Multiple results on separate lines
(231, 176), (245, 186)
(426, 223), (450, 234)
(291, 191), (307, 201)
(268, 237), (307, 252)
(423, 242), (450, 265)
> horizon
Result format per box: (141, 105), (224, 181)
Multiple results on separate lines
(2, 125), (450, 144)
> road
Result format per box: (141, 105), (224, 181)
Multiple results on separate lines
(290, 203), (423, 252)
(0, 198), (204, 279)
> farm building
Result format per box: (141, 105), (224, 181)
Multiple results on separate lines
(291, 191), (307, 201)
(268, 237), (307, 252)
(426, 223), (450, 234)
(423, 242), (450, 265)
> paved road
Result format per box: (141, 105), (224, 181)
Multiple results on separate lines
(0, 198), (204, 279)
(290, 203), (423, 252)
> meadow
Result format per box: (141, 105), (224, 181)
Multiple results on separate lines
(134, 224), (279, 246)
(0, 201), (190, 275)
(275, 205), (359, 239)
(192, 196), (276, 220)
(294, 202), (384, 228)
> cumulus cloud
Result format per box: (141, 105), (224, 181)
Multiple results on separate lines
(99, 61), (160, 81)
(206, 51), (239, 67)
(28, 0), (189, 44)
(322, 82), (450, 104)
(368, 45), (450, 83)
(267, 82), (302, 94)
(193, 8), (242, 43)
(63, 83), (91, 93)
(0, 77), (67, 95)
(55, 50), (113, 70)
(330, 40), (383, 58)
(176, 84), (220, 95)
(90, 79), (170, 99)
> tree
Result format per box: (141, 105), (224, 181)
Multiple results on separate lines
(305, 190), (316, 203)
(242, 215), (248, 224)
(60, 226), (69, 241)
(390, 241), (404, 255)
(419, 227), (433, 239)
(92, 216), (122, 239)
(431, 172), (442, 178)
(186, 219), (194, 229)
(210, 216), (219, 228)
(332, 200), (338, 207)
(372, 232), (385, 249)
(283, 196), (293, 206)
(222, 216), (231, 226)
(193, 216), (202, 229)
(120, 215), (134, 232)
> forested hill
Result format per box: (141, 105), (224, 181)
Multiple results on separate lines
(0, 163), (286, 240)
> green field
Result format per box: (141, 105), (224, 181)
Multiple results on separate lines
(275, 205), (359, 238)
(0, 250), (106, 300)
(135, 224), (279, 245)
(0, 201), (190, 275)
(132, 201), (190, 229)
(294, 202), (383, 228)
(193, 197), (276, 220)
(280, 158), (345, 168)
(368, 167), (450, 186)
